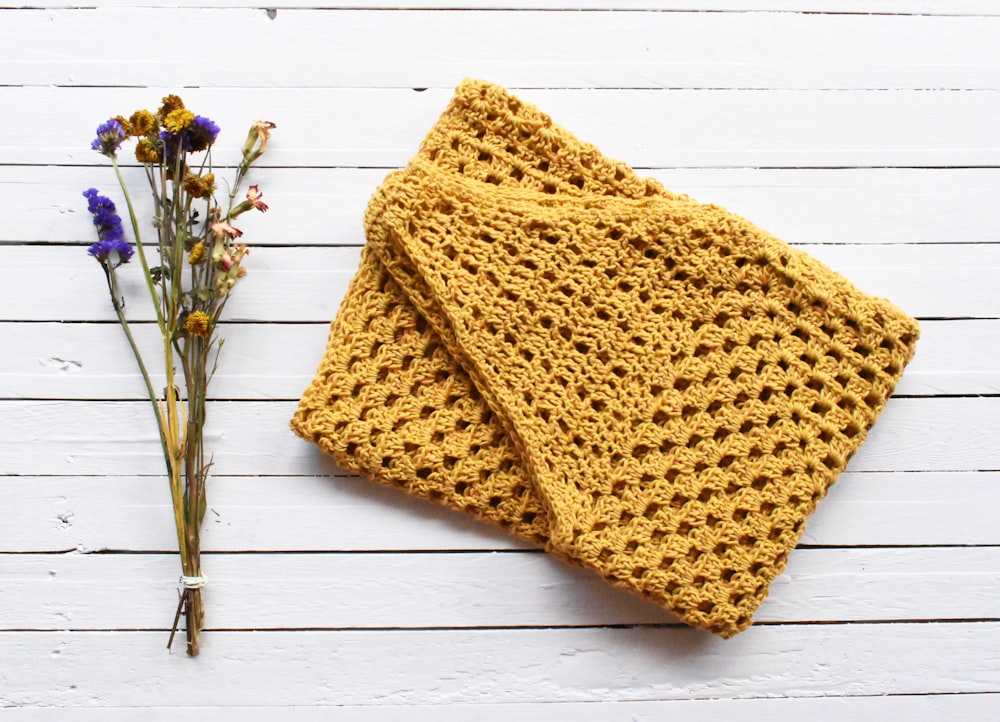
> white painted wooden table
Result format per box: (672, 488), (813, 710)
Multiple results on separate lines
(2, 1), (999, 718)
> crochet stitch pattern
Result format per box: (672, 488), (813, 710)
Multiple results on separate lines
(291, 80), (919, 637)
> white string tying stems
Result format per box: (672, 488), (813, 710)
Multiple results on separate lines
(179, 574), (207, 590)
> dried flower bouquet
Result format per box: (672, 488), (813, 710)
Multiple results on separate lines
(83, 96), (274, 655)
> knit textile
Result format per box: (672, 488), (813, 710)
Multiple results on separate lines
(291, 79), (919, 637)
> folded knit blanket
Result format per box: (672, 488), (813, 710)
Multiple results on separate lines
(291, 80), (919, 637)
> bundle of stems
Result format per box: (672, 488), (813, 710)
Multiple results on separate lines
(84, 97), (274, 655)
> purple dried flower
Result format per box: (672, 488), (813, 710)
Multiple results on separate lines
(87, 238), (135, 265)
(187, 115), (220, 152)
(83, 188), (125, 241)
(160, 114), (220, 155)
(83, 188), (133, 266)
(91, 119), (126, 157)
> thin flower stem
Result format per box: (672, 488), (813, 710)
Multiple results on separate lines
(111, 157), (166, 335)
(172, 142), (187, 306)
(102, 160), (189, 562)
(105, 266), (170, 469)
(167, 591), (186, 650)
(163, 140), (187, 506)
(106, 262), (188, 562)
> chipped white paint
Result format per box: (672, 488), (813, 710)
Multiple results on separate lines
(2, 1), (999, 716)
(37, 357), (83, 374)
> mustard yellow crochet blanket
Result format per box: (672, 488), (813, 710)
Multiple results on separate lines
(291, 80), (919, 637)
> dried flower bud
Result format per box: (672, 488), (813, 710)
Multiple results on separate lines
(215, 272), (238, 296)
(246, 185), (269, 212)
(129, 109), (159, 137)
(188, 241), (206, 264)
(91, 119), (126, 157)
(164, 109), (195, 134)
(158, 94), (185, 121)
(187, 116), (220, 152)
(183, 311), (211, 338)
(183, 173), (215, 200)
(242, 120), (276, 163)
(212, 221), (243, 240)
(231, 243), (249, 268)
(111, 115), (131, 136)
(135, 137), (162, 164)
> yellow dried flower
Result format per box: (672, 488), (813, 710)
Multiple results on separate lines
(188, 242), (206, 265)
(164, 109), (195, 134)
(135, 138), (161, 164)
(129, 109), (159, 137)
(158, 94), (185, 120)
(183, 311), (211, 338)
(183, 173), (215, 200)
(111, 115), (131, 136)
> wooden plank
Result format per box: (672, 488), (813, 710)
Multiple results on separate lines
(2, 243), (995, 323)
(12, 165), (1000, 246)
(0, 474), (538, 554)
(0, 245), (361, 324)
(802, 471), (1000, 546)
(2, 547), (998, 630)
(4, 471), (998, 553)
(3, 694), (1000, 722)
(897, 320), (1000, 394)
(0, 397), (994, 477)
(4, 9), (997, 90)
(14, 1), (1000, 14)
(8, 87), (1000, 168)
(2, 625), (999, 705)
(0, 322), (331, 401)
(1, 319), (996, 400)
(801, 244), (1000, 320)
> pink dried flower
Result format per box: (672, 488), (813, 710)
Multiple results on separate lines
(246, 185), (268, 212)
(212, 221), (243, 239)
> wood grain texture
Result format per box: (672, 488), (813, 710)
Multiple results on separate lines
(2, 695), (999, 721)
(4, 318), (996, 400)
(6, 87), (999, 167)
(15, 1), (1000, 13)
(2, 397), (996, 477)
(5, 9), (998, 89)
(12, 166), (999, 246)
(2, 625), (999, 706)
(5, 472), (999, 553)
(13, 165), (1000, 246)
(3, 244), (997, 323)
(3, 547), (999, 629)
